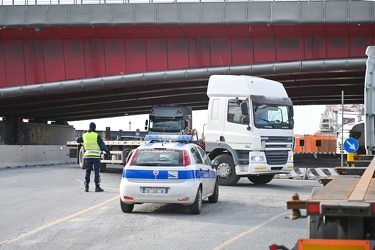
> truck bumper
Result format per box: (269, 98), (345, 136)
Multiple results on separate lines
(296, 239), (373, 250)
(235, 151), (293, 175)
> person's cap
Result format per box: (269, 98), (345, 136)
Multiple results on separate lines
(89, 122), (96, 130)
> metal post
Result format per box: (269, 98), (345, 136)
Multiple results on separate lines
(341, 91), (344, 168)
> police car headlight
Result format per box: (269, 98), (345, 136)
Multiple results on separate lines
(251, 156), (264, 162)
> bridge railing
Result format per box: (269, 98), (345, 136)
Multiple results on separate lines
(0, 0), (350, 6)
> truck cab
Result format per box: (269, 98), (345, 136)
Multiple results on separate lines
(145, 105), (193, 135)
(205, 75), (294, 186)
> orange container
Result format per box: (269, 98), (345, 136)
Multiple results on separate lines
(294, 134), (337, 153)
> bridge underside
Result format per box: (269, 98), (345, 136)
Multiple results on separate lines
(0, 60), (366, 122)
(0, 2), (374, 122)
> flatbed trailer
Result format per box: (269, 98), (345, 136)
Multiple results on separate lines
(67, 140), (146, 172)
(270, 45), (375, 250)
(272, 157), (375, 250)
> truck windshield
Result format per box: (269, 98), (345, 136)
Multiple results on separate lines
(253, 103), (293, 129)
(149, 118), (182, 133)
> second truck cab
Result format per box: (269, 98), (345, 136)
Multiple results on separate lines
(145, 105), (193, 135)
(205, 75), (294, 186)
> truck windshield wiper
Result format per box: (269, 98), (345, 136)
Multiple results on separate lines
(258, 118), (275, 128)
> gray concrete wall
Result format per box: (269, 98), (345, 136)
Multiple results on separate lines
(0, 145), (75, 168)
(0, 121), (75, 145)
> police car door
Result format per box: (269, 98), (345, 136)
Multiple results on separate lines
(190, 146), (209, 197)
(197, 146), (215, 192)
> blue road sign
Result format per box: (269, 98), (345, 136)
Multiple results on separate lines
(344, 137), (359, 153)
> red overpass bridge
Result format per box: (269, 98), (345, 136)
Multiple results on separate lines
(0, 1), (374, 124)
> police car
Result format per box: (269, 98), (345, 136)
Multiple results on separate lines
(119, 135), (218, 214)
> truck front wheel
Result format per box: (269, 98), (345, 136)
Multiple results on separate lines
(214, 154), (240, 186)
(247, 174), (274, 185)
(79, 147), (86, 169)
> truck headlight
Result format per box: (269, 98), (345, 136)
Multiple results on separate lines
(251, 156), (264, 162)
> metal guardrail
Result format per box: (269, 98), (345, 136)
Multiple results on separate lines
(0, 0), (354, 6)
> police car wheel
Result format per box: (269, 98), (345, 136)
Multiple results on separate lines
(208, 179), (219, 203)
(120, 199), (134, 213)
(189, 188), (202, 214)
(247, 174), (274, 185)
(215, 154), (240, 186)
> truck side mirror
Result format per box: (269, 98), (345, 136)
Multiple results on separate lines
(242, 116), (250, 124)
(240, 102), (249, 116)
(145, 120), (148, 130)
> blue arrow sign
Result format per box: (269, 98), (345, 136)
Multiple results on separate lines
(344, 138), (359, 153)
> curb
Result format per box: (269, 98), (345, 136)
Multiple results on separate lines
(0, 160), (76, 170)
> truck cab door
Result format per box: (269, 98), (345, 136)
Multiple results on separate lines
(223, 99), (251, 144)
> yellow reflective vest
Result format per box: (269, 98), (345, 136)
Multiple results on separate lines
(82, 132), (101, 158)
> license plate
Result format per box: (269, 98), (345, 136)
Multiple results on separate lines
(142, 187), (168, 194)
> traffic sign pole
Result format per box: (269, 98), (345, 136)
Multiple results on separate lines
(347, 153), (354, 167)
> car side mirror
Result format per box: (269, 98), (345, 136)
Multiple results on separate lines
(211, 159), (219, 168)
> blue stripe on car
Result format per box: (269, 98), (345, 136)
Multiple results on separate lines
(123, 169), (216, 180)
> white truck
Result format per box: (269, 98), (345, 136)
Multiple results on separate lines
(145, 105), (193, 135)
(205, 75), (294, 186)
(67, 105), (193, 172)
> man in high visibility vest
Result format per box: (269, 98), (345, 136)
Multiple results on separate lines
(76, 122), (111, 192)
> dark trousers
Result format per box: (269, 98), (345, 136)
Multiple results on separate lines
(85, 158), (101, 184)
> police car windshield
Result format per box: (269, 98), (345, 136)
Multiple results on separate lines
(131, 149), (183, 166)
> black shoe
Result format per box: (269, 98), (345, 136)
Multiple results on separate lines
(84, 182), (89, 192)
(95, 185), (104, 192)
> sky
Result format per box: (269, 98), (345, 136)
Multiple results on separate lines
(69, 105), (326, 136)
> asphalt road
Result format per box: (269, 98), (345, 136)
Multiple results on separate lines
(0, 163), (321, 250)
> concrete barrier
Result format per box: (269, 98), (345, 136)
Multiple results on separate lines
(0, 145), (75, 169)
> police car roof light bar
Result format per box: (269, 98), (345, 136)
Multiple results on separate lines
(145, 134), (193, 142)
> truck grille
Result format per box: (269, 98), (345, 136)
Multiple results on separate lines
(265, 151), (288, 165)
(261, 136), (293, 143)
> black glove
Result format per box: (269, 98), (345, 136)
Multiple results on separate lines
(106, 152), (111, 160)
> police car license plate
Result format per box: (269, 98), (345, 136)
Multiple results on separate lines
(142, 187), (168, 194)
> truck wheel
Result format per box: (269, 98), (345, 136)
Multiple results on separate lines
(208, 179), (219, 203)
(120, 199), (134, 213)
(100, 163), (107, 173)
(79, 147), (86, 169)
(247, 174), (274, 184)
(189, 187), (202, 214)
(214, 154), (240, 186)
